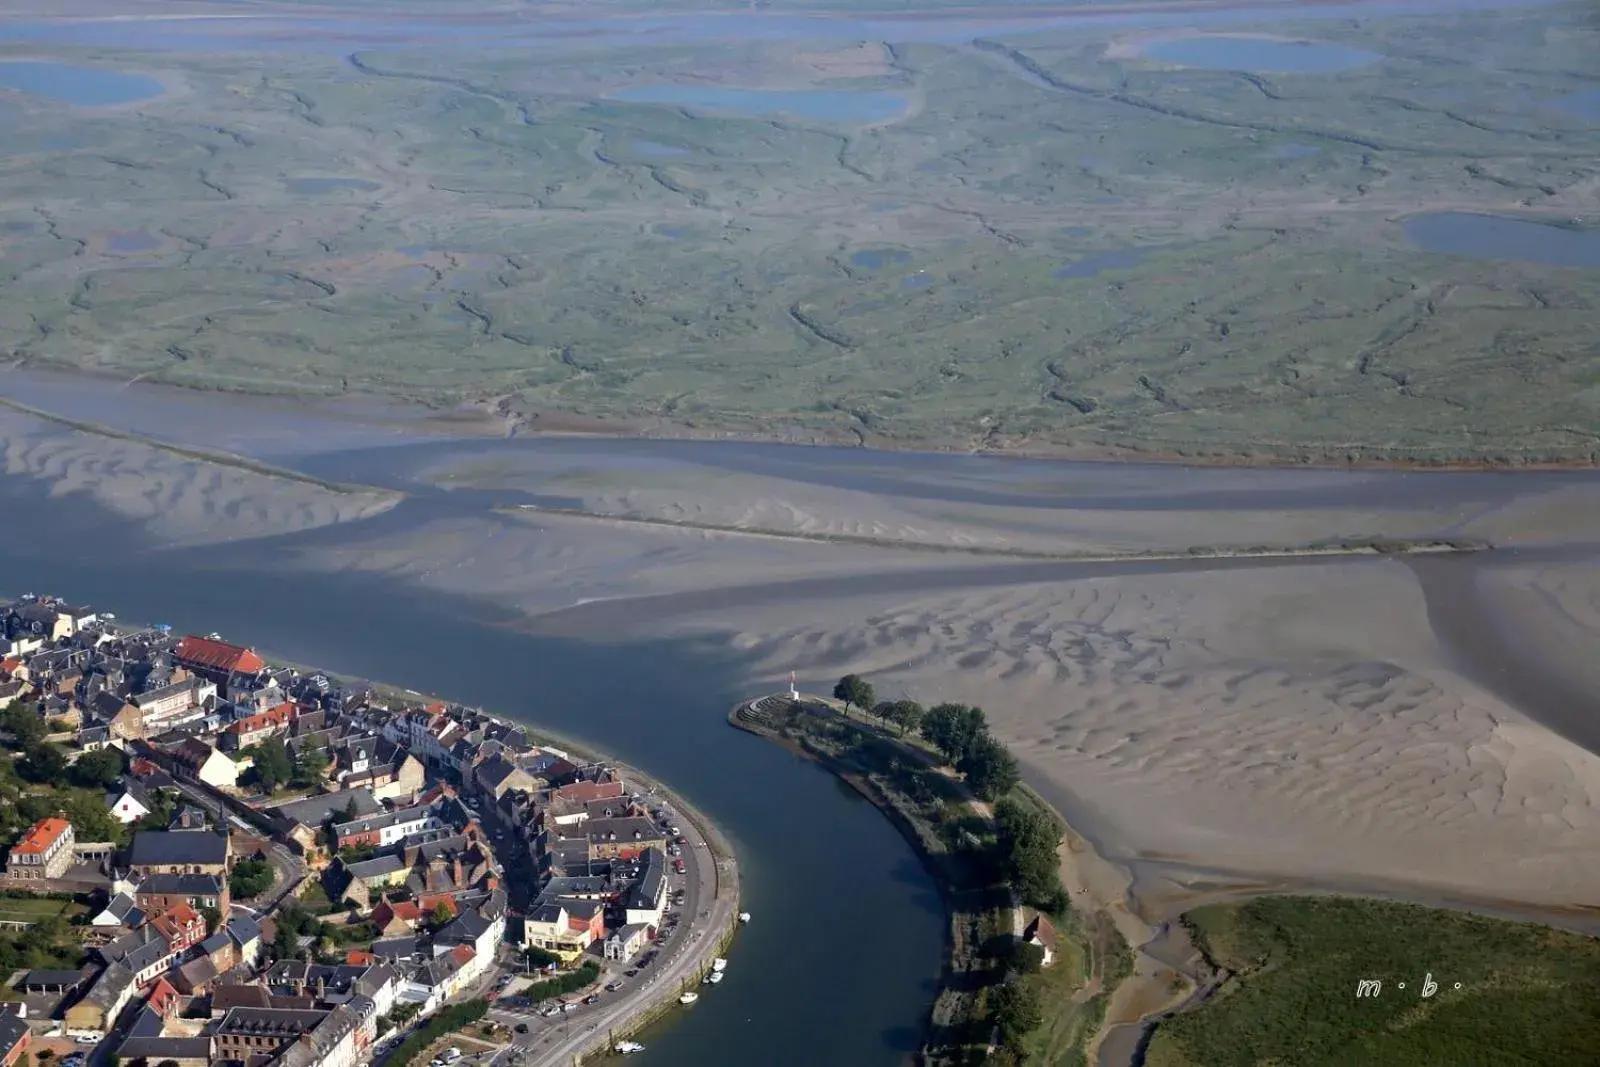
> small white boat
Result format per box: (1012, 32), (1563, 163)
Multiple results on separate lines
(706, 971), (724, 985)
(679, 992), (699, 1005)
(615, 1040), (645, 1054)
(738, 912), (751, 924)
(711, 957), (727, 973)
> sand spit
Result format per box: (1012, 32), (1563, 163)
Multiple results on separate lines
(0, 407), (398, 546)
(660, 561), (1600, 908)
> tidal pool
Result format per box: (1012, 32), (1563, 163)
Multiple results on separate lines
(613, 84), (909, 123)
(106, 231), (161, 253)
(1404, 212), (1600, 269)
(1056, 247), (1155, 278)
(1551, 88), (1600, 120)
(1143, 36), (1380, 73)
(0, 60), (164, 105)
(1272, 142), (1322, 159)
(851, 248), (911, 270)
(285, 177), (381, 194)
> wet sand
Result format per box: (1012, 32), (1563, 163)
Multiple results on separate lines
(1, 373), (1598, 1063)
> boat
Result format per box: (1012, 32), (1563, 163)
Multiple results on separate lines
(706, 971), (724, 985)
(738, 912), (751, 924)
(615, 1041), (645, 1054)
(711, 957), (727, 973)
(679, 992), (699, 1005)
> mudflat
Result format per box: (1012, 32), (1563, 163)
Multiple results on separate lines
(3, 379), (1595, 930)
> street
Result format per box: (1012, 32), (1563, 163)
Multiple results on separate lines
(484, 784), (739, 1065)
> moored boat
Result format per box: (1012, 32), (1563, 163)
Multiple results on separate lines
(679, 991), (699, 1005)
(615, 1041), (645, 1054)
(711, 957), (727, 972)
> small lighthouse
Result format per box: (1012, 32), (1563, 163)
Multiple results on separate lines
(788, 670), (800, 701)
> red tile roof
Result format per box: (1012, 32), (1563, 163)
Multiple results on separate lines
(449, 944), (475, 967)
(147, 977), (181, 1015)
(553, 780), (625, 804)
(346, 950), (376, 966)
(11, 817), (71, 856)
(175, 635), (266, 676)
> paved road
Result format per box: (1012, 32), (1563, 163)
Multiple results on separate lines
(488, 785), (737, 1065)
(165, 775), (305, 914)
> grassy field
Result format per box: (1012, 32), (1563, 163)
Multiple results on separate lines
(0, 896), (84, 923)
(1144, 896), (1600, 1067)
(0, 2), (1597, 461)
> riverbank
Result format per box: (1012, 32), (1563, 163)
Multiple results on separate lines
(730, 692), (1133, 1066)
(729, 693), (1008, 1064)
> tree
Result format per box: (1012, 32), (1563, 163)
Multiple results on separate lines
(991, 980), (1044, 1050)
(61, 790), (125, 846)
(251, 737), (293, 793)
(201, 906), (222, 936)
(430, 902), (455, 928)
(833, 675), (875, 713)
(341, 797), (362, 822)
(229, 859), (275, 900)
(920, 703), (986, 764)
(995, 798), (1067, 913)
(1, 706), (44, 751)
(888, 700), (924, 738)
(17, 744), (67, 784)
(294, 742), (329, 787)
(70, 746), (125, 789)
(957, 735), (1020, 801)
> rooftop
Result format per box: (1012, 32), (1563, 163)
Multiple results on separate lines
(11, 816), (71, 856)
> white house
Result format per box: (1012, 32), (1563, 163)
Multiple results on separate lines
(105, 785), (151, 826)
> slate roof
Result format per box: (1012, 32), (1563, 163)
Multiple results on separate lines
(114, 1037), (211, 1061)
(272, 789), (382, 827)
(136, 872), (225, 897)
(128, 830), (227, 867)
(84, 962), (136, 1010)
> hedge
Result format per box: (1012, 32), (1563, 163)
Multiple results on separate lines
(526, 961), (601, 1002)
(392, 999), (487, 1066)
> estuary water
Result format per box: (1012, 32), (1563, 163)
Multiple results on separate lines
(0, 464), (944, 1067)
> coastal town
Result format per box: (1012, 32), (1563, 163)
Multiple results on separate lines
(0, 592), (738, 1067)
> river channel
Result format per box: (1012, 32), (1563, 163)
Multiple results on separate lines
(0, 465), (948, 1067)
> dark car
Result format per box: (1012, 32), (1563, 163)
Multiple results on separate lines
(584, 994), (601, 1004)
(624, 969), (638, 978)
(515, 1024), (529, 1034)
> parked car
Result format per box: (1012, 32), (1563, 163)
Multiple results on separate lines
(584, 994), (601, 1005)
(515, 1024), (529, 1034)
(605, 982), (621, 992)
(624, 969), (638, 978)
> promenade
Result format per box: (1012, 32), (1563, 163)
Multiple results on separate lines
(491, 769), (740, 1066)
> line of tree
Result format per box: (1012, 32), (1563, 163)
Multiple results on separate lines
(834, 678), (1023, 802)
(524, 959), (601, 1001)
(387, 998), (487, 1067)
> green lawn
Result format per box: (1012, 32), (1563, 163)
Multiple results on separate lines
(0, 897), (82, 922)
(1145, 896), (1600, 1067)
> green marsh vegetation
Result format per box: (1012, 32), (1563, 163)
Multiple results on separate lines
(1145, 896), (1600, 1067)
(0, 4), (1596, 461)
